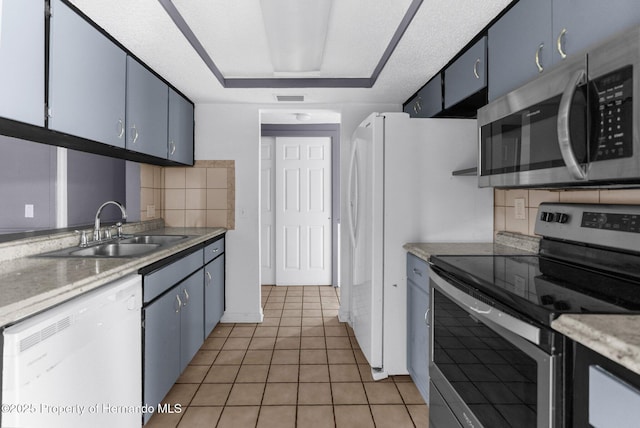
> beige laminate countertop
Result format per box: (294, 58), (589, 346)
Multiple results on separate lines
(0, 226), (226, 327)
(553, 315), (640, 375)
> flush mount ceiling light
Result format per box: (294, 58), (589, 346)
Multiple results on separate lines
(295, 113), (312, 121)
(259, 0), (333, 73)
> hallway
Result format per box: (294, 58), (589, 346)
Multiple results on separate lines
(146, 285), (429, 427)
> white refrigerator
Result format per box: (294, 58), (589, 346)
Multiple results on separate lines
(343, 112), (493, 379)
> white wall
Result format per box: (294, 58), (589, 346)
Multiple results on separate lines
(195, 103), (401, 323)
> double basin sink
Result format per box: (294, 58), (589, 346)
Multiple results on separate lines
(40, 234), (192, 258)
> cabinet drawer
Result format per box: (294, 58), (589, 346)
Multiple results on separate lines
(204, 237), (225, 264)
(407, 253), (429, 291)
(143, 249), (204, 303)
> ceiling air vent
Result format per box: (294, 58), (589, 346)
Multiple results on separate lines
(276, 95), (305, 102)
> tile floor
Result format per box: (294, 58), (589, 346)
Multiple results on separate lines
(146, 285), (429, 427)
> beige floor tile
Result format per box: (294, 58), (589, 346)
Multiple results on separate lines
(266, 294), (285, 302)
(261, 383), (298, 405)
(267, 364), (299, 382)
(203, 365), (239, 383)
(260, 317), (280, 327)
(188, 350), (218, 366)
(396, 381), (426, 404)
(257, 405), (296, 428)
(274, 336), (301, 350)
(298, 382), (332, 405)
(176, 365), (209, 384)
(283, 302), (303, 310)
(334, 405), (375, 428)
(301, 336), (326, 349)
(329, 364), (361, 382)
(364, 383), (404, 404)
(332, 382), (368, 404)
(214, 350), (246, 365)
(327, 349), (356, 364)
(303, 309), (323, 318)
(235, 364), (270, 383)
(299, 364), (330, 382)
(228, 325), (256, 338)
(201, 337), (226, 350)
(271, 349), (300, 364)
(282, 309), (302, 317)
(407, 404), (430, 427)
(265, 301), (285, 310)
(176, 406), (223, 428)
(323, 309), (339, 318)
(249, 337), (277, 350)
(303, 295), (321, 302)
(145, 410), (182, 428)
(279, 317), (302, 326)
(253, 326), (279, 337)
(242, 350), (273, 365)
(278, 326), (302, 337)
(161, 383), (199, 407)
(325, 336), (352, 349)
(303, 302), (322, 310)
(226, 383), (265, 405)
(216, 406), (260, 428)
(301, 326), (326, 337)
(302, 317), (324, 326)
(324, 326), (349, 337)
(284, 296), (303, 303)
(297, 405), (335, 428)
(263, 309), (283, 318)
(210, 325), (233, 338)
(370, 405), (415, 428)
(300, 349), (328, 364)
(190, 383), (232, 406)
(221, 337), (251, 350)
(322, 316), (342, 326)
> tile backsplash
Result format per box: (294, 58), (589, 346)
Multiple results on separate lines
(140, 160), (235, 229)
(495, 188), (640, 236)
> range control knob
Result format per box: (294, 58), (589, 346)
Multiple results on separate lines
(540, 212), (554, 222)
(555, 213), (569, 224)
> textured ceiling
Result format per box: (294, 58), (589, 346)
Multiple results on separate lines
(68, 0), (512, 105)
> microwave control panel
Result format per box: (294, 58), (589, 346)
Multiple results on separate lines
(593, 65), (633, 161)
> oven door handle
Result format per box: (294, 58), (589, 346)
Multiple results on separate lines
(557, 68), (587, 181)
(430, 269), (541, 346)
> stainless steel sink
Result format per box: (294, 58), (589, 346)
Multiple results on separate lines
(37, 234), (193, 258)
(118, 235), (189, 245)
(69, 243), (160, 257)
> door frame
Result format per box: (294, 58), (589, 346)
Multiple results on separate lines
(261, 123), (341, 287)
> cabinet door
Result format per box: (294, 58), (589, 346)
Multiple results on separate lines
(143, 288), (181, 422)
(0, 0), (44, 126)
(416, 75), (443, 118)
(444, 37), (487, 108)
(407, 278), (429, 402)
(179, 269), (204, 371)
(48, 0), (126, 146)
(488, 0), (553, 101)
(204, 254), (225, 338)
(126, 56), (168, 158)
(168, 88), (194, 165)
(552, 0), (640, 63)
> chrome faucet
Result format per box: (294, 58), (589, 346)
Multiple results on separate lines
(94, 201), (127, 241)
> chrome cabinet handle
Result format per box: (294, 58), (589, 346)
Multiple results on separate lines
(130, 125), (139, 144)
(557, 68), (587, 180)
(212, 248), (219, 253)
(473, 58), (481, 79)
(175, 295), (182, 313)
(557, 28), (567, 59)
(412, 268), (422, 277)
(182, 288), (189, 306)
(206, 271), (212, 285)
(117, 119), (124, 139)
(424, 309), (430, 326)
(535, 43), (544, 73)
(169, 140), (176, 155)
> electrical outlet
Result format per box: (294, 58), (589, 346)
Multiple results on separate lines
(146, 204), (156, 218)
(514, 198), (526, 220)
(24, 204), (34, 218)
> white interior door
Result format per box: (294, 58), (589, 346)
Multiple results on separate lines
(275, 137), (332, 285)
(260, 137), (276, 285)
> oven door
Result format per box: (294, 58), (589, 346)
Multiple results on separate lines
(429, 269), (560, 428)
(478, 54), (588, 188)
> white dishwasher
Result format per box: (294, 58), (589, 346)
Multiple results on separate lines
(2, 274), (142, 428)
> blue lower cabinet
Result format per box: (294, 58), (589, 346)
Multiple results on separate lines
(407, 254), (430, 402)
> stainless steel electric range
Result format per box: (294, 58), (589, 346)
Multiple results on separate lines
(428, 203), (640, 428)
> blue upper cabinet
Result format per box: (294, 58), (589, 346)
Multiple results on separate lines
(126, 57), (169, 159)
(444, 36), (487, 108)
(405, 75), (442, 118)
(0, 0), (44, 126)
(552, 0), (640, 63)
(488, 0), (553, 101)
(168, 88), (194, 165)
(48, 0), (126, 147)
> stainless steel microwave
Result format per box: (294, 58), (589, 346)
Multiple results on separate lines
(478, 26), (640, 188)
